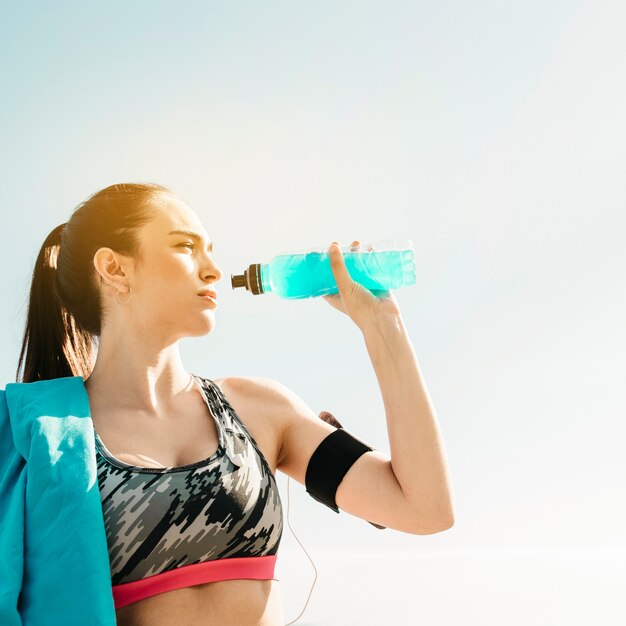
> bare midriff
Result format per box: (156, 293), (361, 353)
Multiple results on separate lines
(115, 578), (285, 626)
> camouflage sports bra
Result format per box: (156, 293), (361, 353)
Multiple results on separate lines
(93, 374), (284, 609)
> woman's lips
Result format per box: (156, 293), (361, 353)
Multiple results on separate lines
(197, 289), (217, 299)
(198, 293), (218, 305)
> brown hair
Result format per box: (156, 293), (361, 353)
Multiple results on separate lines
(16, 182), (174, 383)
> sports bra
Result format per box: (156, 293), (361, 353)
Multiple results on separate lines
(92, 374), (284, 609)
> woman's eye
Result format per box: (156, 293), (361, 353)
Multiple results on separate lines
(177, 242), (214, 256)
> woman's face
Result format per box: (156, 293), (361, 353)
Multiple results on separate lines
(103, 194), (224, 343)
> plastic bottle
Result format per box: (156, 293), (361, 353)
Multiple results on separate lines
(230, 237), (416, 299)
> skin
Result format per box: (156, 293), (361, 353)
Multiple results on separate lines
(84, 193), (285, 626)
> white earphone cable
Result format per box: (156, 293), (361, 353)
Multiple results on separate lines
(282, 476), (318, 626)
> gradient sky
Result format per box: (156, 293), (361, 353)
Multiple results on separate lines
(1, 1), (624, 623)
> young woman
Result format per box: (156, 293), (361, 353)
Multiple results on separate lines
(7, 182), (454, 626)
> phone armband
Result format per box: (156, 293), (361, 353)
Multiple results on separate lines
(305, 410), (386, 530)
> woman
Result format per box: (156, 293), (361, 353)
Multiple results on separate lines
(5, 182), (454, 625)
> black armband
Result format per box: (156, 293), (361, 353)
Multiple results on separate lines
(305, 411), (386, 530)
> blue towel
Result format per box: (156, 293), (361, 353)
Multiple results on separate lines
(0, 376), (116, 625)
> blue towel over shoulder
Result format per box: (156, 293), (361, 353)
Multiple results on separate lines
(0, 376), (117, 625)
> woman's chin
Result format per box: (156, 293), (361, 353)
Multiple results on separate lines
(191, 317), (217, 335)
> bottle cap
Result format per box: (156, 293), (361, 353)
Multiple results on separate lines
(230, 264), (264, 294)
(231, 273), (247, 289)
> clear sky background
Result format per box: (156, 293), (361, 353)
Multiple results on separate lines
(1, 1), (624, 623)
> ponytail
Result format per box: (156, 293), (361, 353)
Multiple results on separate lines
(15, 182), (172, 383)
(15, 223), (93, 382)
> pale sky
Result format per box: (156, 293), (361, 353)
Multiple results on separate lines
(1, 1), (624, 623)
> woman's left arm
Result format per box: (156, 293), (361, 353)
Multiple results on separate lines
(360, 312), (454, 525)
(324, 240), (455, 526)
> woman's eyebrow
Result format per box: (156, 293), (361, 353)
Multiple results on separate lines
(168, 230), (213, 251)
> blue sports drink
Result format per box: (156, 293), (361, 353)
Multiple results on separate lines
(230, 238), (416, 299)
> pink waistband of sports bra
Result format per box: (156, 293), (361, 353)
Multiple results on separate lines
(111, 554), (279, 609)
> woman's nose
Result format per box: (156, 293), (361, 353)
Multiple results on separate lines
(203, 260), (222, 281)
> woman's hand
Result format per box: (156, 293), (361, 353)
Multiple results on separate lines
(323, 240), (402, 331)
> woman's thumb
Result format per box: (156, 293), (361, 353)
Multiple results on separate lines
(329, 242), (351, 286)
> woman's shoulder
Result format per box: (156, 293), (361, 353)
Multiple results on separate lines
(215, 376), (286, 423)
(216, 376), (300, 422)
(217, 375), (322, 436)
(212, 376), (286, 472)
